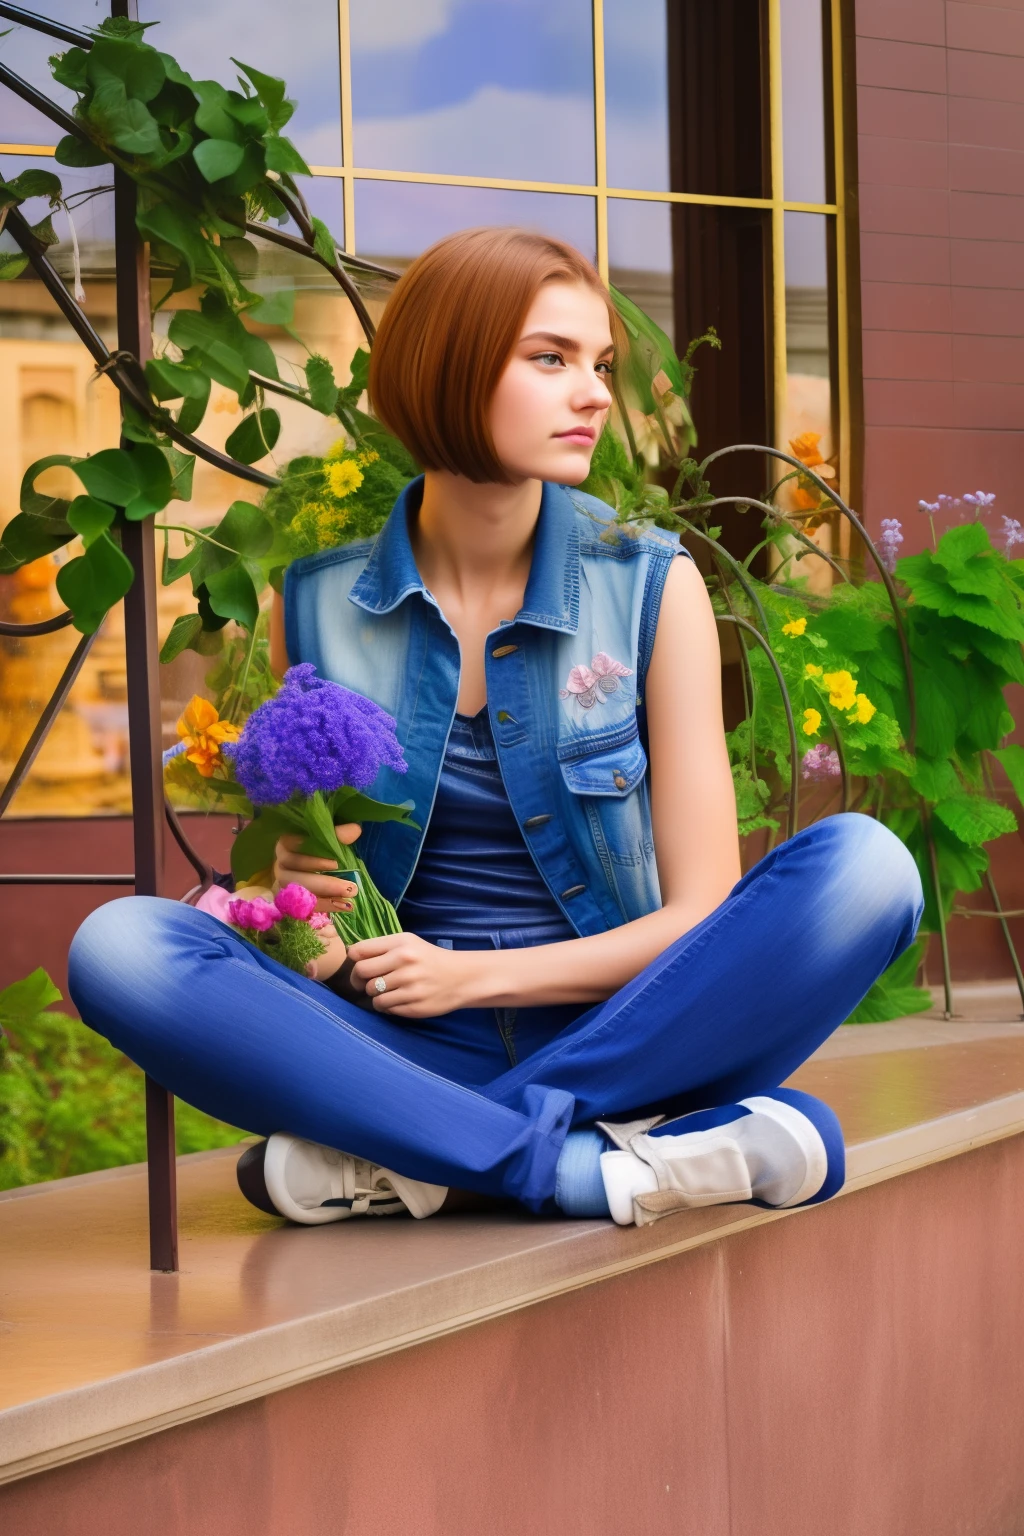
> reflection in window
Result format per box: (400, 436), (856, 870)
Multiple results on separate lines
(356, 179), (596, 266)
(780, 211), (834, 591)
(604, 0), (669, 193)
(608, 197), (673, 342)
(350, 0), (595, 184)
(781, 0), (828, 205)
(141, 0), (343, 165)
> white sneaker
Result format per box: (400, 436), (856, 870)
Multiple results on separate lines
(598, 1097), (828, 1227)
(262, 1133), (448, 1226)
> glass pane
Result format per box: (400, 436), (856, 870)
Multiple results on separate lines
(0, 148), (128, 814)
(608, 197), (673, 343)
(355, 179), (596, 266)
(780, 211), (834, 583)
(0, 2), (89, 146)
(350, 0), (595, 185)
(604, 0), (669, 193)
(780, 0), (827, 204)
(140, 0), (342, 166)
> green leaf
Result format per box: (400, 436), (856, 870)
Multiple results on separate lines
(28, 213), (59, 249)
(20, 455), (77, 518)
(310, 215), (337, 267)
(54, 135), (109, 168)
(159, 612), (203, 663)
(337, 347), (370, 406)
(123, 443), (173, 520)
(0, 250), (29, 281)
(305, 353), (337, 415)
(87, 36), (166, 103)
(0, 967), (62, 1028)
(66, 495), (116, 547)
(230, 58), (293, 130)
(225, 409), (280, 464)
(230, 807), (293, 882)
(0, 512), (72, 570)
(74, 448), (138, 507)
(50, 46), (90, 94)
(161, 536), (200, 584)
(246, 287), (295, 328)
(2, 168), (63, 206)
(56, 530), (135, 634)
(193, 137), (245, 183)
(195, 582), (232, 632)
(145, 356), (210, 402)
(264, 135), (309, 176)
(933, 794), (1017, 847)
(992, 745), (1024, 809)
(136, 199), (210, 281)
(168, 307), (250, 395)
(214, 501), (274, 556)
(163, 444), (197, 501)
(175, 377), (211, 435)
(845, 939), (932, 1023)
(204, 561), (259, 630)
(328, 788), (420, 830)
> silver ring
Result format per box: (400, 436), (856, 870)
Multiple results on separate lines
(373, 975), (387, 994)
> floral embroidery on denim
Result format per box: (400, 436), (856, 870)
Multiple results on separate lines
(559, 651), (634, 710)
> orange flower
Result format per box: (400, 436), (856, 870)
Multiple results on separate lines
(175, 695), (240, 778)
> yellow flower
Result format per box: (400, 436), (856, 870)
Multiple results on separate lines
(325, 459), (364, 500)
(175, 695), (240, 779)
(356, 448), (380, 467)
(782, 616), (807, 637)
(850, 693), (876, 725)
(823, 669), (857, 712)
(805, 663), (822, 677)
(802, 708), (822, 736)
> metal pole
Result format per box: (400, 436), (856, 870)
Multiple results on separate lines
(111, 0), (177, 1272)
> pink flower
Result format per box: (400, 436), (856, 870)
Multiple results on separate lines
(309, 911), (332, 930)
(228, 896), (280, 932)
(274, 882), (319, 921)
(559, 652), (634, 709)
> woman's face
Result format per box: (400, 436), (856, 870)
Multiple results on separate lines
(489, 280), (615, 485)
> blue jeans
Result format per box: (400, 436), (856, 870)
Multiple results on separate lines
(68, 814), (923, 1211)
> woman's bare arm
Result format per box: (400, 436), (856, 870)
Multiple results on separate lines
(345, 556), (742, 1013)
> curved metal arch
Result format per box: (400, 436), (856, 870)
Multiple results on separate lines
(716, 613), (800, 842)
(699, 444), (918, 751)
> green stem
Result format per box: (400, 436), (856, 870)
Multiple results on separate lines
(156, 523), (238, 556)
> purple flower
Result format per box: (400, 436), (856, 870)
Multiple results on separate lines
(963, 490), (996, 512)
(227, 664), (407, 805)
(801, 744), (841, 782)
(1002, 516), (1024, 553)
(228, 896), (280, 932)
(275, 882), (319, 921)
(918, 499), (940, 516)
(878, 517), (904, 573)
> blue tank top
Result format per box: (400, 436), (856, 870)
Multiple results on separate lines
(398, 708), (577, 946)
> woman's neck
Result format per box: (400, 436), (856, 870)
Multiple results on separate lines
(411, 470), (542, 605)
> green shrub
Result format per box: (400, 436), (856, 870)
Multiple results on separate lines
(0, 968), (244, 1190)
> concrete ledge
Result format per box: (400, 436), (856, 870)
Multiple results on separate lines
(2, 999), (1024, 1487)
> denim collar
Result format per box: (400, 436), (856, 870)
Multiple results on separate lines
(348, 475), (580, 634)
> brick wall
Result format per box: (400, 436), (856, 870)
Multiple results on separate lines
(856, 0), (1024, 550)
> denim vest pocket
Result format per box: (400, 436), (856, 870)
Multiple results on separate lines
(557, 718), (648, 798)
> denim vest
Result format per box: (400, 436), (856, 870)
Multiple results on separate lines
(284, 477), (686, 938)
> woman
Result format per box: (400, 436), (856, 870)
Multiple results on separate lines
(70, 228), (923, 1229)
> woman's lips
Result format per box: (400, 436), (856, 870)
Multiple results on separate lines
(554, 428), (596, 445)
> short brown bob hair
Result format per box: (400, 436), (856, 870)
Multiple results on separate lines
(368, 227), (625, 484)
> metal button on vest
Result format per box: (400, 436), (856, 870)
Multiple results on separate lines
(523, 813), (551, 830)
(613, 772), (627, 789)
(561, 884), (586, 899)
(491, 644), (518, 658)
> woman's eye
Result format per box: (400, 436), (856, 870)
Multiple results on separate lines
(533, 352), (564, 368)
(595, 361), (615, 377)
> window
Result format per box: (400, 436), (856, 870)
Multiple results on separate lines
(0, 0), (851, 812)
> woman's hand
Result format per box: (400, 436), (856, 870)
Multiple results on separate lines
(274, 821), (363, 916)
(346, 932), (474, 1019)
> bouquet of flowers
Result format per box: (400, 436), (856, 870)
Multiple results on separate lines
(194, 881), (335, 974)
(224, 663), (418, 945)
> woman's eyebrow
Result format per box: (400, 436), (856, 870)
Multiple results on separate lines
(520, 331), (616, 358)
